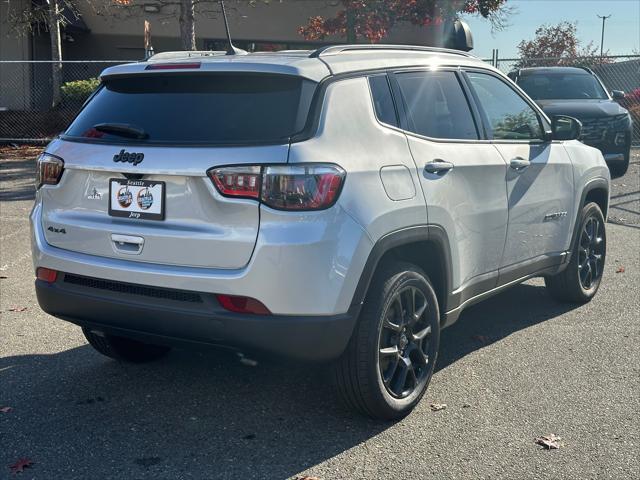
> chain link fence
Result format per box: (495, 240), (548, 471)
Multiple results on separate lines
(0, 55), (639, 144)
(0, 61), (131, 143)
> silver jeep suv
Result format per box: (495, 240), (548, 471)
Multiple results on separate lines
(32, 45), (610, 419)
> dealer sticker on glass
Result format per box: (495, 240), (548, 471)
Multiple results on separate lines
(109, 179), (165, 221)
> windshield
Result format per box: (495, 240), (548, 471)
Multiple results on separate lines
(518, 73), (608, 100)
(64, 73), (315, 145)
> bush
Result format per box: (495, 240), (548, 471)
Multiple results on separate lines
(60, 78), (100, 105)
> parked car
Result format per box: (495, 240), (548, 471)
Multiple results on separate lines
(32, 45), (610, 420)
(509, 66), (633, 177)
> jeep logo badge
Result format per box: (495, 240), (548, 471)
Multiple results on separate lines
(113, 150), (144, 165)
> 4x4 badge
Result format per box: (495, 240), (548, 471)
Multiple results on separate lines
(113, 150), (144, 166)
(47, 226), (66, 234)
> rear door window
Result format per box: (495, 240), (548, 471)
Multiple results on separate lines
(394, 70), (479, 140)
(64, 74), (316, 145)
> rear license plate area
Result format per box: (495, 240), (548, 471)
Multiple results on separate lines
(109, 179), (165, 221)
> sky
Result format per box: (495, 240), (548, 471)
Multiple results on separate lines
(461, 0), (640, 59)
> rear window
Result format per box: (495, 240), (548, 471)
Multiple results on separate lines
(517, 73), (608, 100)
(64, 74), (316, 145)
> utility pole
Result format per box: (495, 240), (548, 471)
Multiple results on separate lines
(597, 14), (611, 57)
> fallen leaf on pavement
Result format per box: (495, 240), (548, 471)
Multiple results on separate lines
(237, 352), (258, 367)
(430, 403), (447, 412)
(294, 477), (320, 480)
(616, 266), (625, 273)
(535, 434), (561, 450)
(0, 406), (12, 413)
(9, 458), (34, 474)
(8, 307), (27, 312)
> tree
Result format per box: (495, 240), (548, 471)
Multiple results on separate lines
(5, 0), (95, 108)
(516, 22), (610, 68)
(298, 0), (510, 44)
(111, 0), (227, 51)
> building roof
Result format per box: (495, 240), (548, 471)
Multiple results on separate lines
(99, 45), (490, 83)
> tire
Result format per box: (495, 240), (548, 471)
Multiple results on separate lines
(608, 145), (630, 178)
(334, 262), (440, 420)
(82, 328), (171, 363)
(545, 202), (606, 303)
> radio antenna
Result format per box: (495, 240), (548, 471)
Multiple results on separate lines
(219, 0), (247, 55)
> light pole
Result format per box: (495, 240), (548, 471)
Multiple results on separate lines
(597, 14), (611, 57)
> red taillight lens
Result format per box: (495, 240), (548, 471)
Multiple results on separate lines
(208, 164), (345, 211)
(208, 166), (262, 199)
(36, 153), (64, 189)
(145, 63), (201, 70)
(261, 165), (345, 211)
(216, 294), (271, 315)
(36, 268), (58, 283)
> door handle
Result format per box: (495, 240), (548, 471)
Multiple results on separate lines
(111, 234), (144, 255)
(424, 160), (454, 175)
(510, 157), (531, 171)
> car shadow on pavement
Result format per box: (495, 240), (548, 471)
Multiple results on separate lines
(607, 189), (640, 230)
(0, 340), (385, 479)
(0, 282), (579, 479)
(437, 282), (580, 372)
(0, 158), (36, 201)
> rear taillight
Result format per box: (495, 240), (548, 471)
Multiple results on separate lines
(36, 267), (58, 283)
(208, 166), (261, 199)
(36, 153), (64, 189)
(262, 165), (345, 210)
(216, 294), (271, 315)
(207, 164), (345, 211)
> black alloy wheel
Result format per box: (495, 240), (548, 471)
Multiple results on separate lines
(577, 215), (605, 290)
(378, 286), (434, 399)
(334, 262), (440, 420)
(545, 202), (606, 303)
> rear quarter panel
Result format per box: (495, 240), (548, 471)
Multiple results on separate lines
(288, 76), (428, 241)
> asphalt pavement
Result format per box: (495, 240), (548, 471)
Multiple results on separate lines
(1, 147), (638, 479)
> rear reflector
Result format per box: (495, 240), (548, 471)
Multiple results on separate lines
(145, 63), (201, 70)
(37, 268), (58, 283)
(216, 294), (271, 315)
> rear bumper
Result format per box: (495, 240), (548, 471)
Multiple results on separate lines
(31, 201), (373, 316)
(35, 274), (359, 361)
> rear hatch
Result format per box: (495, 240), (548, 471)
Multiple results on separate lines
(40, 71), (315, 269)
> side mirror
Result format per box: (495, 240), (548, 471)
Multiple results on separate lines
(552, 115), (582, 141)
(611, 90), (625, 99)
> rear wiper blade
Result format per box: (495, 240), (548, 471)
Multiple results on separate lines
(93, 123), (149, 139)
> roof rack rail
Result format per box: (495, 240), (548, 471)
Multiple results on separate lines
(309, 44), (476, 59)
(148, 51), (227, 61)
